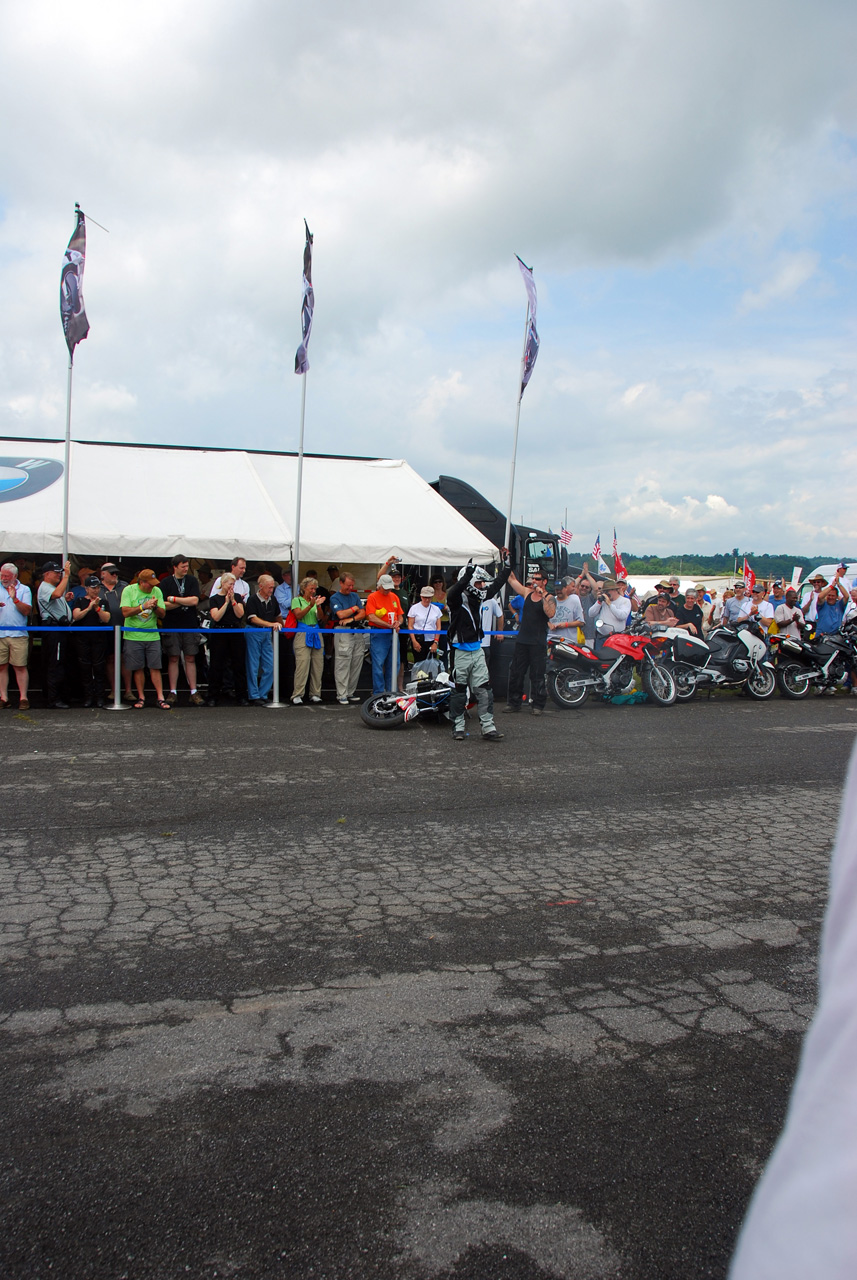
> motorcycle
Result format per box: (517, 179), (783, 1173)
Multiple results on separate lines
(769, 621), (857, 699)
(360, 669), (455, 729)
(546, 617), (676, 708)
(656, 618), (776, 701)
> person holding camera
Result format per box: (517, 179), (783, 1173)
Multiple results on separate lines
(588, 579), (632, 657)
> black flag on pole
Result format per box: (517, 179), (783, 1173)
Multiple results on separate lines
(60, 205), (90, 358)
(515, 255), (539, 397)
(294, 220), (314, 375)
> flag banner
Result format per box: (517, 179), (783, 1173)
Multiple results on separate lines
(743, 558), (756, 592)
(515, 255), (540, 396)
(560, 526), (573, 546)
(592, 532), (610, 575)
(60, 206), (90, 358)
(613, 527), (628, 580)
(294, 220), (314, 375)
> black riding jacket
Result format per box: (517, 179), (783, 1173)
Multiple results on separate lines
(446, 564), (511, 646)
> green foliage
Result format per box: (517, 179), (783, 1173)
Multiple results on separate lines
(617, 552), (853, 578)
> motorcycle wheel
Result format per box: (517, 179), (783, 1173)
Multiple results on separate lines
(744, 666), (776, 700)
(641, 662), (677, 706)
(674, 667), (698, 702)
(547, 666), (589, 709)
(776, 662), (812, 700)
(360, 692), (407, 729)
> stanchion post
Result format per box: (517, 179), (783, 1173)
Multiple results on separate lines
(390, 627), (399, 694)
(266, 626), (285, 709)
(104, 625), (130, 711)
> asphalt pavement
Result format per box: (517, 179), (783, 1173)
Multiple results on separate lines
(2, 691), (855, 1279)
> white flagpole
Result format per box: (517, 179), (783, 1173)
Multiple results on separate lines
(294, 370), (307, 585)
(503, 303), (530, 554)
(62, 353), (73, 564)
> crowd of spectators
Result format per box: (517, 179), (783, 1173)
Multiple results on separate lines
(0, 553), (855, 711)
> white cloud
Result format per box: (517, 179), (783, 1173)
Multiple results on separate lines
(739, 250), (820, 312)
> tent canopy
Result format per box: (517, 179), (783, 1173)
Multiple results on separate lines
(0, 439), (497, 565)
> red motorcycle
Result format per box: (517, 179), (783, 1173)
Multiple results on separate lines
(546, 619), (676, 708)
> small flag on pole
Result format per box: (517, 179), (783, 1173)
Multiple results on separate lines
(294, 220), (314, 375)
(743, 558), (756, 592)
(60, 205), (90, 358)
(515, 255), (540, 397)
(613, 528), (628, 580)
(560, 526), (573, 547)
(592, 532), (610, 576)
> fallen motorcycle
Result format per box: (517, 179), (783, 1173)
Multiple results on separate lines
(546, 618), (676, 708)
(656, 618), (776, 701)
(360, 669), (454, 729)
(769, 621), (857, 699)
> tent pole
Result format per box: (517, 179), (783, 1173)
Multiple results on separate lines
(267, 629), (285, 709)
(62, 353), (73, 564)
(294, 370), (307, 586)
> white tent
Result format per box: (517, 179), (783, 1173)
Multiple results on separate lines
(0, 438), (497, 565)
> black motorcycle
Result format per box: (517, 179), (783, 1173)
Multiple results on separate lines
(655, 618), (776, 701)
(770, 621), (857, 699)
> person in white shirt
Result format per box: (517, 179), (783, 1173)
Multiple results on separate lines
(407, 588), (442, 668)
(549, 576), (585, 641)
(749, 585), (775, 634)
(588, 579), (631, 655)
(800, 574), (827, 623)
(210, 556), (250, 602)
(773, 589), (805, 641)
(0, 562), (32, 710)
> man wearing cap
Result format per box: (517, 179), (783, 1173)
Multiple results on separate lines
(160, 555), (204, 706)
(100, 563), (132, 703)
(71, 576), (111, 707)
(748, 584), (775, 635)
(588, 579), (632, 655)
(447, 556), (511, 740)
(722, 582), (752, 625)
(121, 569), (170, 709)
(37, 560), (72, 708)
(365, 574), (404, 695)
(503, 567), (557, 716)
(548, 577), (585, 642)
(330, 572), (367, 704)
(0, 562), (32, 710)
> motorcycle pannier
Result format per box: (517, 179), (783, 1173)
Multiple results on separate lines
(674, 636), (707, 664)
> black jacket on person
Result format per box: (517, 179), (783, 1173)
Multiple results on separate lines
(446, 563), (511, 646)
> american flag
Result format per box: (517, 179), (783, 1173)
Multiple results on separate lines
(592, 532), (601, 561)
(560, 526), (572, 546)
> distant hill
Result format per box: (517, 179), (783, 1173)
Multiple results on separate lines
(614, 552), (854, 579)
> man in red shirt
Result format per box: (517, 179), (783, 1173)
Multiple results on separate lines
(365, 574), (403, 694)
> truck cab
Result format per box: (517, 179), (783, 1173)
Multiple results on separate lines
(430, 475), (566, 586)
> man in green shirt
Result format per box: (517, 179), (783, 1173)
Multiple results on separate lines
(120, 568), (170, 709)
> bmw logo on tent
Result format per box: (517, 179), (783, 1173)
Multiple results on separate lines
(0, 457), (64, 503)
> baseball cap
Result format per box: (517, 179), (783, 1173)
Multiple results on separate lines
(378, 574), (395, 590)
(391, 565), (403, 576)
(41, 560), (62, 574)
(85, 574), (101, 587)
(420, 586), (434, 598)
(101, 562), (119, 574)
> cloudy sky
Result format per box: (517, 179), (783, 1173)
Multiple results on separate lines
(1, 0), (855, 555)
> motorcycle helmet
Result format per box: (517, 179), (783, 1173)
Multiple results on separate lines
(458, 563), (492, 600)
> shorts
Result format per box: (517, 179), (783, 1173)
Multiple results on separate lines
(0, 636), (28, 666)
(123, 638), (163, 671)
(161, 630), (202, 657)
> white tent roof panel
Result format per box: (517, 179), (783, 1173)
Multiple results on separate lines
(0, 439), (496, 565)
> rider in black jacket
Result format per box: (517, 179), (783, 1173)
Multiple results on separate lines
(446, 553), (512, 742)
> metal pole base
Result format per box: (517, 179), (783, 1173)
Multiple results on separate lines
(265, 700), (286, 710)
(104, 702), (131, 712)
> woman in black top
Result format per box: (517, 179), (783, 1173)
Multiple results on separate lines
(206, 573), (248, 706)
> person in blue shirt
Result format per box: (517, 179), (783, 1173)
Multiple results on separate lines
(330, 573), (367, 704)
(815, 577), (849, 636)
(274, 566), (295, 698)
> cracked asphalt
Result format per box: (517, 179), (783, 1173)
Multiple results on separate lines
(1, 693), (855, 1279)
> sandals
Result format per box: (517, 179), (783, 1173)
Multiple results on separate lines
(157, 700), (172, 711)
(133, 700), (145, 709)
